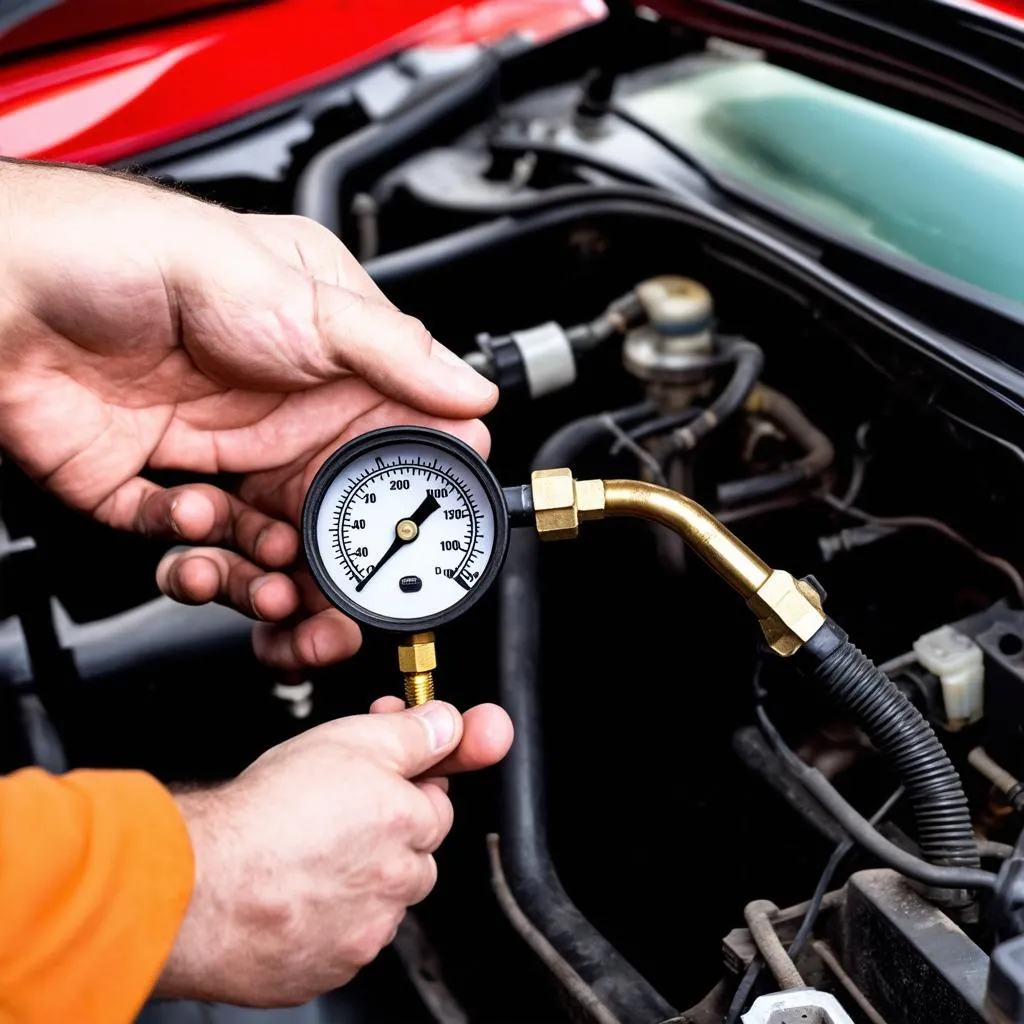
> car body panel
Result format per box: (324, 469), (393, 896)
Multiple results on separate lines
(0, 0), (602, 164)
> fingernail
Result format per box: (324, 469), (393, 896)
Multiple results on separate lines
(456, 365), (498, 399)
(249, 576), (272, 619)
(254, 525), (270, 558)
(410, 701), (456, 752)
(435, 349), (497, 399)
(168, 498), (183, 537)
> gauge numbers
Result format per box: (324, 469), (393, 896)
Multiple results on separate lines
(310, 439), (501, 626)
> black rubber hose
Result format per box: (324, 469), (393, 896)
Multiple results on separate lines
(565, 289), (648, 352)
(731, 726), (846, 845)
(797, 619), (981, 870)
(499, 408), (677, 1024)
(673, 337), (763, 452)
(295, 53), (499, 237)
(718, 468), (806, 506)
(756, 703), (994, 889)
(717, 386), (835, 507)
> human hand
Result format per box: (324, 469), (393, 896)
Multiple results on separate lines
(159, 699), (513, 1006)
(0, 160), (497, 669)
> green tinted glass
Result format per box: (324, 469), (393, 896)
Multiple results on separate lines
(622, 62), (1024, 305)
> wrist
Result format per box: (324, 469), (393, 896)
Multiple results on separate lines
(156, 786), (226, 1001)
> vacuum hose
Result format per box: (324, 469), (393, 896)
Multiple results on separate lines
(798, 619), (981, 869)
(499, 412), (677, 1023)
(673, 337), (763, 452)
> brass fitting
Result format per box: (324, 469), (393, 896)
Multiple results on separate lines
(398, 631), (436, 706)
(748, 572), (825, 657)
(531, 468), (606, 541)
(528, 473), (826, 656)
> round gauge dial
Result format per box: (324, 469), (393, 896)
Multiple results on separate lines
(302, 427), (510, 632)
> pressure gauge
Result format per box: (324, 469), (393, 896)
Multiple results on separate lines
(302, 426), (511, 633)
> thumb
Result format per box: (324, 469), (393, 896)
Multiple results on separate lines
(331, 701), (464, 778)
(316, 283), (498, 418)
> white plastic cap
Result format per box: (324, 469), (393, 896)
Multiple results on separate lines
(512, 322), (577, 398)
(912, 625), (984, 730)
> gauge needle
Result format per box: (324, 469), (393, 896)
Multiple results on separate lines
(355, 493), (440, 592)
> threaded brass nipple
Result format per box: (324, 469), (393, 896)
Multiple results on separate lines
(397, 632), (437, 707)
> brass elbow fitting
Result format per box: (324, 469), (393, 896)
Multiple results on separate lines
(529, 472), (825, 656)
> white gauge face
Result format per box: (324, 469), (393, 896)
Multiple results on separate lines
(313, 441), (499, 622)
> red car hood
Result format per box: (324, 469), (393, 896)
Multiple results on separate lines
(0, 0), (603, 163)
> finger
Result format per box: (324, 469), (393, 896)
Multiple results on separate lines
(371, 700), (457, 785)
(417, 776), (449, 795)
(369, 699), (500, 783)
(408, 855), (439, 906)
(237, 406), (490, 523)
(157, 547), (301, 621)
(324, 701), (464, 778)
(413, 780), (454, 852)
(371, 696), (406, 714)
(314, 283), (498, 419)
(251, 608), (362, 670)
(429, 704), (514, 775)
(135, 483), (299, 568)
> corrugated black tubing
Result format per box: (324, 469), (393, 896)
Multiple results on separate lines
(799, 619), (980, 870)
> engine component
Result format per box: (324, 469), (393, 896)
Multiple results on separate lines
(294, 50), (501, 241)
(913, 625), (984, 731)
(622, 275), (715, 385)
(743, 900), (805, 991)
(969, 747), (1024, 814)
(718, 384), (836, 507)
(741, 989), (855, 1024)
(989, 936), (1024, 1024)
(464, 284), (647, 398)
(818, 523), (898, 562)
(948, 602), (1024, 744)
(842, 870), (987, 1024)
(468, 322), (578, 399)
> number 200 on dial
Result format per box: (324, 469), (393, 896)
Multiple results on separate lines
(302, 427), (511, 632)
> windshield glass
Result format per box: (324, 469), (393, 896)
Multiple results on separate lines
(622, 61), (1024, 306)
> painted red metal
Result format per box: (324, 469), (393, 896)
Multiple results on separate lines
(977, 1), (1024, 17)
(0, 0), (603, 164)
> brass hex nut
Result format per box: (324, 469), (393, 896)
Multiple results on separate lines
(574, 478), (606, 522)
(532, 468), (579, 541)
(398, 637), (437, 674)
(531, 471), (607, 541)
(748, 570), (826, 657)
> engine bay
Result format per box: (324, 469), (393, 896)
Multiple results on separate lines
(6, 7), (1024, 1023)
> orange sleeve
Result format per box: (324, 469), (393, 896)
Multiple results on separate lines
(0, 767), (194, 1024)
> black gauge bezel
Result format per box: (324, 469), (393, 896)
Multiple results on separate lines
(302, 426), (511, 633)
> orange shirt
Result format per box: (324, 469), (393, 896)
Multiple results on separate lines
(0, 768), (194, 1024)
